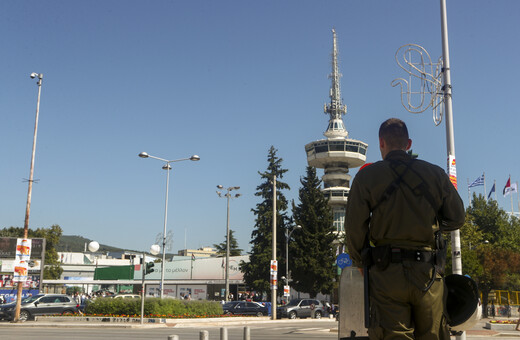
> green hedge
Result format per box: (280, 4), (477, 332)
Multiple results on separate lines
(84, 297), (223, 317)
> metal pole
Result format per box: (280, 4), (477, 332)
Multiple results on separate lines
(243, 326), (251, 340)
(160, 163), (171, 299)
(440, 0), (461, 275)
(220, 327), (228, 340)
(440, 1), (464, 339)
(285, 229), (289, 286)
(140, 252), (145, 325)
(271, 175), (277, 320)
(225, 192), (230, 301)
(200, 330), (209, 340)
(14, 73), (43, 322)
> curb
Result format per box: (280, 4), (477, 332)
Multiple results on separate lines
(0, 316), (336, 328)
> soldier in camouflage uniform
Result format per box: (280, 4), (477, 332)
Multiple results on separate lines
(346, 118), (465, 340)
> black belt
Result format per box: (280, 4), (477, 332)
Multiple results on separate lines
(390, 248), (434, 263)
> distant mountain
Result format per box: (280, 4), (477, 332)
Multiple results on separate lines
(57, 235), (175, 257)
(57, 235), (132, 253)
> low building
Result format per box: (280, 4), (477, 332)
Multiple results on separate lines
(177, 247), (217, 258)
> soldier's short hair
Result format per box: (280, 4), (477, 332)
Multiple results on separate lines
(379, 118), (409, 149)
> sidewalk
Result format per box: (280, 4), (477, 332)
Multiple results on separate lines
(464, 317), (520, 338)
(0, 316), (334, 329)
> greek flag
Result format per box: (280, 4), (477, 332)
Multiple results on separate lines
(469, 174), (485, 188)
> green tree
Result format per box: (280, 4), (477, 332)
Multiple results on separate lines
(0, 224), (63, 279)
(291, 166), (336, 298)
(213, 229), (243, 256)
(241, 146), (290, 296)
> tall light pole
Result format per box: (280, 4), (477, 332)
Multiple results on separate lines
(14, 72), (43, 323)
(216, 185), (241, 301)
(138, 152), (200, 298)
(285, 225), (302, 288)
(271, 175), (277, 320)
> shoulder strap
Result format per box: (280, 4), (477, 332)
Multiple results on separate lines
(372, 159), (440, 217)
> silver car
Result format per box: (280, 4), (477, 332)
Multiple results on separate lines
(0, 294), (79, 322)
(277, 298), (325, 319)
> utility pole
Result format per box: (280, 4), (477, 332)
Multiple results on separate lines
(271, 175), (277, 320)
(14, 73), (43, 322)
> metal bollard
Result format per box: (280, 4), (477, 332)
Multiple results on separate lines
(220, 327), (228, 340)
(200, 330), (209, 340)
(168, 336), (179, 340)
(243, 326), (250, 340)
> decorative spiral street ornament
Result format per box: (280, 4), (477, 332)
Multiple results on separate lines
(391, 44), (444, 126)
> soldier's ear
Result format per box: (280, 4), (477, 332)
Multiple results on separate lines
(406, 139), (412, 151)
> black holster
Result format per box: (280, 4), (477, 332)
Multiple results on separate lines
(434, 231), (447, 275)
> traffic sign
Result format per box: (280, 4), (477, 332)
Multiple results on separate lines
(336, 253), (352, 269)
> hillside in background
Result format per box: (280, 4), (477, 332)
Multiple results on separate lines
(57, 235), (176, 257)
(58, 235), (131, 253)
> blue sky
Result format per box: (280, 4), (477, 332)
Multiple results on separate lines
(1, 1), (519, 253)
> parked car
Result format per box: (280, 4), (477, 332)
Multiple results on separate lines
(112, 294), (140, 299)
(222, 301), (268, 316)
(277, 298), (325, 319)
(0, 294), (79, 322)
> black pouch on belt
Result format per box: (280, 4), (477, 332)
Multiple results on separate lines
(434, 231), (447, 275)
(371, 245), (391, 271)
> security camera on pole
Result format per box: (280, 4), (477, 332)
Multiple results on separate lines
(13, 72), (43, 323)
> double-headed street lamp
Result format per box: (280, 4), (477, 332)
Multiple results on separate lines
(216, 185), (241, 301)
(284, 225), (302, 288)
(138, 152), (200, 298)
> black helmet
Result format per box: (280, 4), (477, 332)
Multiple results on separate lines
(445, 274), (481, 332)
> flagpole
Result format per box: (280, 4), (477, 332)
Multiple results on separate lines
(467, 178), (471, 204)
(484, 172), (487, 202)
(494, 180), (497, 201)
(510, 175), (514, 214)
(516, 181), (520, 216)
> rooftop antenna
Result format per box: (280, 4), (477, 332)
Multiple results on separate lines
(324, 28), (348, 139)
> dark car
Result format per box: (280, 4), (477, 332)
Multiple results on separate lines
(277, 298), (325, 319)
(222, 301), (268, 316)
(0, 294), (79, 322)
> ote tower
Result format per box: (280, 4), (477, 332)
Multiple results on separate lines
(305, 29), (368, 244)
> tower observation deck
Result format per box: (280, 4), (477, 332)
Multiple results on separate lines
(305, 29), (368, 238)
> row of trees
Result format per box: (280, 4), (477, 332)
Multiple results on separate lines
(236, 145), (520, 307)
(448, 194), (520, 316)
(240, 146), (337, 299)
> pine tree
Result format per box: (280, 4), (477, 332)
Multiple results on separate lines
(213, 229), (243, 256)
(290, 166), (336, 298)
(241, 146), (290, 296)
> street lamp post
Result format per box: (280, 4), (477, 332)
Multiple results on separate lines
(216, 185), (241, 301)
(14, 72), (44, 323)
(285, 225), (302, 291)
(138, 152), (200, 298)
